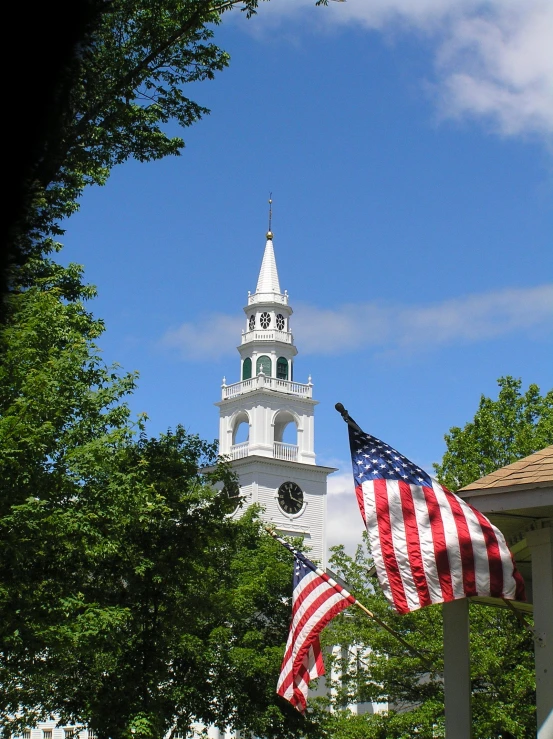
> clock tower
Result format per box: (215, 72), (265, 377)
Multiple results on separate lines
(216, 223), (334, 565)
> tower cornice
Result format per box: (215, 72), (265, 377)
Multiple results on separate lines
(223, 454), (337, 476)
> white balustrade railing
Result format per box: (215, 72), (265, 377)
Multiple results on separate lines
(241, 329), (292, 344)
(222, 375), (312, 400)
(274, 441), (298, 462)
(229, 441), (249, 460)
(224, 378), (254, 399)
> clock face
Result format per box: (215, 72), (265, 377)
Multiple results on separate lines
(222, 481), (241, 515)
(278, 481), (304, 515)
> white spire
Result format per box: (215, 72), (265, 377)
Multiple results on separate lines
(255, 236), (281, 294)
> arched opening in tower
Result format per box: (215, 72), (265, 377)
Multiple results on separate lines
(232, 411), (250, 445)
(274, 411), (298, 446)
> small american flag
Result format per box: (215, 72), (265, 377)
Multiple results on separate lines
(348, 425), (525, 614)
(275, 538), (356, 713)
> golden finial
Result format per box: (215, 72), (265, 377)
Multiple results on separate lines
(266, 193), (273, 240)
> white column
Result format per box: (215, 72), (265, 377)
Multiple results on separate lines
(219, 415), (228, 455)
(526, 527), (553, 739)
(443, 598), (472, 739)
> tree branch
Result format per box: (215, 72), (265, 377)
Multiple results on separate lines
(34, 0), (245, 188)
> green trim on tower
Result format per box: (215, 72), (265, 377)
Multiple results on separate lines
(256, 355), (271, 376)
(242, 357), (252, 381)
(276, 357), (288, 380)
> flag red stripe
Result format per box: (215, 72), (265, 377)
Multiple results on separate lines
(444, 490), (477, 597)
(374, 479), (409, 614)
(277, 550), (356, 714)
(279, 616), (345, 703)
(398, 480), (432, 608)
(287, 568), (354, 621)
(355, 484), (366, 524)
(421, 485), (454, 602)
(316, 569), (356, 601)
(512, 553), (526, 601)
(312, 639), (324, 674)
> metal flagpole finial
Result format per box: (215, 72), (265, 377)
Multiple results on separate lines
(335, 403), (363, 433)
(266, 192), (273, 240)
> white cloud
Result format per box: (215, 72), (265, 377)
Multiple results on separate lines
(160, 313), (242, 360)
(294, 283), (553, 355)
(160, 283), (553, 360)
(240, 0), (553, 141)
(434, 4), (553, 137)
(326, 469), (366, 556)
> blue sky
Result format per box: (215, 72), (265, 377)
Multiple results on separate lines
(61, 0), (552, 553)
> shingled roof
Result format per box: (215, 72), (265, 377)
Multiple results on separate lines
(459, 444), (553, 494)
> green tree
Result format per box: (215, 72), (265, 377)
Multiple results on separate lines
(0, 271), (316, 738)
(2, 1), (336, 732)
(434, 376), (553, 491)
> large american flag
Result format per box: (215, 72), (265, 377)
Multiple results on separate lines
(275, 537), (356, 713)
(348, 425), (526, 614)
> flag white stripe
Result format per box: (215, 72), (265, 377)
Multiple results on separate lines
(497, 530), (517, 599)
(461, 503), (491, 595)
(281, 650), (312, 702)
(308, 645), (319, 680)
(386, 480), (422, 611)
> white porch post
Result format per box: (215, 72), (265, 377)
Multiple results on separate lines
(526, 527), (553, 739)
(443, 598), (472, 738)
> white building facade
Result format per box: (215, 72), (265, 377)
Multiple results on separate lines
(216, 228), (335, 565)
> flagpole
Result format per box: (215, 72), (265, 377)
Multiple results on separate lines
(265, 526), (435, 671)
(352, 601), (434, 671)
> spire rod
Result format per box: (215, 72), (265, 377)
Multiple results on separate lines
(266, 193), (273, 240)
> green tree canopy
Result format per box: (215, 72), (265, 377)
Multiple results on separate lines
(2, 2), (336, 733)
(434, 376), (553, 491)
(0, 266), (315, 738)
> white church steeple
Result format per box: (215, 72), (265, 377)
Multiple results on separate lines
(215, 212), (335, 565)
(255, 235), (281, 295)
